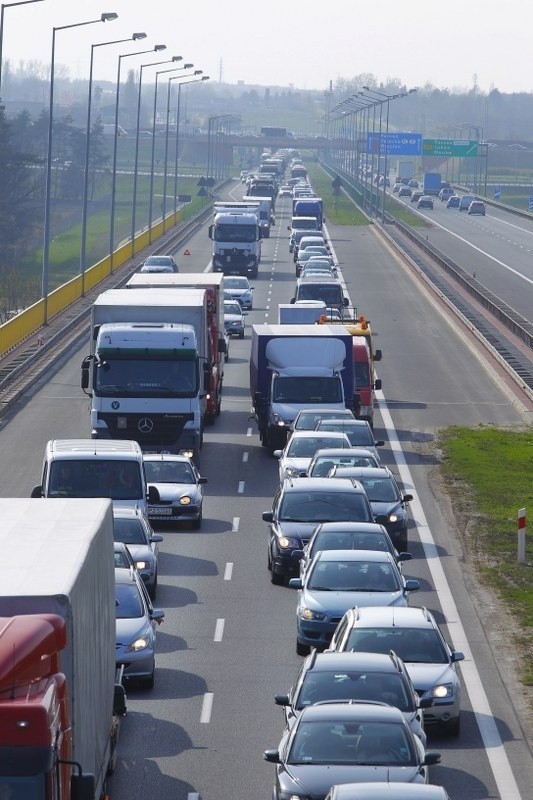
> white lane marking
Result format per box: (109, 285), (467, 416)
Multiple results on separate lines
(232, 517), (240, 532)
(376, 390), (522, 799)
(242, 451), (249, 462)
(237, 480), (245, 493)
(200, 692), (213, 723)
(214, 618), (225, 642)
(187, 794), (200, 800)
(224, 562), (233, 580)
(247, 427), (253, 437)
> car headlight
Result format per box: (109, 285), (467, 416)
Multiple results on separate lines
(389, 513), (399, 523)
(134, 560), (148, 570)
(278, 536), (300, 550)
(298, 606), (326, 621)
(127, 634), (151, 652)
(179, 496), (192, 506)
(428, 682), (454, 699)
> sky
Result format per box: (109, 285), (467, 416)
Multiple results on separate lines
(1, 0), (532, 95)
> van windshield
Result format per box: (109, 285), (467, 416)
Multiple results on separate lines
(296, 284), (343, 307)
(49, 460), (143, 500)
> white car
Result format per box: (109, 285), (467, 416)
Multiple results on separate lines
(273, 429), (352, 483)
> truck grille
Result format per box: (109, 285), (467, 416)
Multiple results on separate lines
(99, 413), (193, 447)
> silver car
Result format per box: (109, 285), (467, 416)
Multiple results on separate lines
(143, 454), (207, 529)
(113, 506), (163, 599)
(273, 430), (352, 482)
(222, 276), (254, 308)
(114, 567), (165, 689)
(325, 782), (451, 800)
(328, 605), (465, 735)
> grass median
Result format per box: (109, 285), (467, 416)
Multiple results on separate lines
(438, 425), (533, 685)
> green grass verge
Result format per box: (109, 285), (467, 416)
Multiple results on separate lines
(438, 425), (533, 684)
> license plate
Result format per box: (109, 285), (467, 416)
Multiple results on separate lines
(150, 507), (172, 516)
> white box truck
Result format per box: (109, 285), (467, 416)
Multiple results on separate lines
(0, 498), (125, 800)
(81, 288), (211, 458)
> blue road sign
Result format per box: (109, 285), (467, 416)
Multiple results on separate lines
(367, 132), (422, 156)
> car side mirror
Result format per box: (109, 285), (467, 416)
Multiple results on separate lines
(451, 651), (465, 663)
(404, 579), (420, 592)
(288, 578), (303, 590)
(150, 534), (164, 543)
(402, 494), (413, 503)
(397, 552), (413, 562)
(31, 485), (43, 498)
(262, 511), (274, 522)
(198, 477), (208, 484)
(147, 485), (160, 504)
(274, 694), (290, 707)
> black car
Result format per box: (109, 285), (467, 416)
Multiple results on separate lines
(274, 650), (429, 742)
(328, 466), (412, 552)
(264, 701), (441, 799)
(262, 477), (376, 585)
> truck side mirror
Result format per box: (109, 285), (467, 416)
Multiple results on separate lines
(208, 224), (214, 239)
(374, 349), (382, 362)
(81, 356), (91, 391)
(374, 378), (382, 391)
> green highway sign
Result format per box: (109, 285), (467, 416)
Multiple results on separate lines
(422, 138), (478, 157)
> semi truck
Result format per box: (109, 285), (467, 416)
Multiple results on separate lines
(250, 324), (356, 451)
(125, 272), (226, 423)
(0, 498), (126, 800)
(82, 287), (211, 458)
(214, 198), (273, 238)
(209, 211), (262, 278)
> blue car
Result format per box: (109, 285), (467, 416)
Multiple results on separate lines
(289, 549), (420, 655)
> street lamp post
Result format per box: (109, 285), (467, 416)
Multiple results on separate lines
(162, 66), (197, 230)
(0, 0), (45, 96)
(80, 32), (148, 292)
(42, 11), (118, 324)
(130, 55), (182, 255)
(109, 41), (168, 273)
(173, 74), (209, 213)
(362, 86), (417, 221)
(148, 64), (195, 240)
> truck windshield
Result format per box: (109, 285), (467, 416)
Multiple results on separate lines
(272, 376), (343, 404)
(214, 224), (257, 243)
(95, 357), (198, 397)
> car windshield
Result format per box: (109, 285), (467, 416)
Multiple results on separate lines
(115, 583), (144, 619)
(345, 627), (448, 663)
(296, 670), (413, 712)
(318, 423), (374, 447)
(224, 278), (249, 290)
(48, 460), (142, 500)
(279, 492), (373, 523)
(224, 302), (242, 315)
(273, 377), (343, 405)
(307, 560), (400, 592)
(286, 437), (348, 458)
(144, 257), (172, 266)
(113, 517), (148, 545)
(144, 460), (195, 484)
(357, 477), (399, 502)
(309, 531), (392, 556)
(289, 720), (415, 765)
(309, 455), (378, 476)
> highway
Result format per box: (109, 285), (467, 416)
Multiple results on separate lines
(1, 180), (532, 800)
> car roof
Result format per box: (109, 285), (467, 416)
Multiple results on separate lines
(298, 700), (405, 723)
(311, 447), (378, 459)
(308, 650), (404, 673)
(290, 430), (352, 440)
(333, 466), (394, 479)
(281, 477), (367, 493)
(312, 521), (387, 533)
(312, 548), (395, 564)
(343, 606), (435, 628)
(143, 453), (192, 464)
(329, 784), (448, 800)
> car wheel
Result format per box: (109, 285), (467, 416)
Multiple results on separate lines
(296, 640), (311, 657)
(192, 509), (202, 530)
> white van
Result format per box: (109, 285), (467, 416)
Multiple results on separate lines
(31, 439), (158, 514)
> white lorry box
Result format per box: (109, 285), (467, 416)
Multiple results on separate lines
(0, 498), (118, 800)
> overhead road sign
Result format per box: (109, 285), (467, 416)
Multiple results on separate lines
(366, 132), (422, 156)
(423, 138), (478, 157)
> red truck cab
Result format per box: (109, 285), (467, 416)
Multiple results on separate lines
(352, 335), (382, 427)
